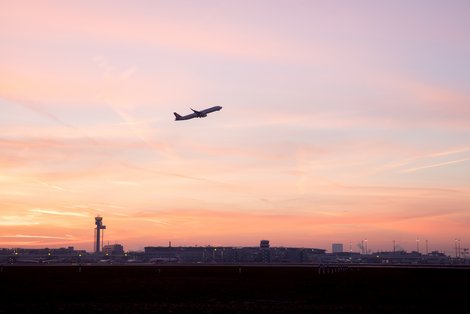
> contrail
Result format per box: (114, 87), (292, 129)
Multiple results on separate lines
(2, 95), (74, 128)
(401, 157), (470, 173)
(381, 147), (470, 170)
(113, 107), (165, 152)
(3, 96), (237, 187)
(3, 96), (101, 146)
(94, 56), (175, 157)
(430, 148), (470, 157)
(119, 161), (236, 187)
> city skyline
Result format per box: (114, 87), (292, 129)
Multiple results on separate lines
(1, 1), (470, 253)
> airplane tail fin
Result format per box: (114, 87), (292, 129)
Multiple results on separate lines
(173, 112), (183, 120)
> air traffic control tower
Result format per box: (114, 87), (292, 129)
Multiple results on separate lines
(94, 216), (106, 253)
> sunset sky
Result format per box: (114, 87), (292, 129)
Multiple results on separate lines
(1, 1), (469, 254)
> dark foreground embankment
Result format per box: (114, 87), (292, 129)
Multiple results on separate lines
(0, 265), (469, 313)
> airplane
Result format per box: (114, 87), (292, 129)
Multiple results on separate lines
(174, 106), (222, 121)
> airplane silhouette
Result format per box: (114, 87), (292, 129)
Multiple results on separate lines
(174, 106), (222, 121)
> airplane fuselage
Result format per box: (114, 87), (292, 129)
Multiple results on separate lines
(174, 106), (222, 121)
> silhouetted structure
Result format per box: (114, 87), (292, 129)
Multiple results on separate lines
(103, 244), (124, 256)
(260, 240), (270, 248)
(332, 243), (343, 253)
(260, 240), (271, 263)
(94, 216), (106, 253)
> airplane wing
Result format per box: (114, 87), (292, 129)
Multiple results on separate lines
(190, 108), (206, 117)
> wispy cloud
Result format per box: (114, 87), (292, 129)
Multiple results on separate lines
(0, 216), (39, 226)
(29, 208), (89, 217)
(110, 180), (140, 186)
(0, 234), (75, 240)
(35, 179), (67, 191)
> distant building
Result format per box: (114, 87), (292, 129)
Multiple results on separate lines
(259, 240), (271, 263)
(144, 246), (238, 263)
(260, 240), (270, 248)
(332, 243), (343, 253)
(103, 244), (124, 256)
